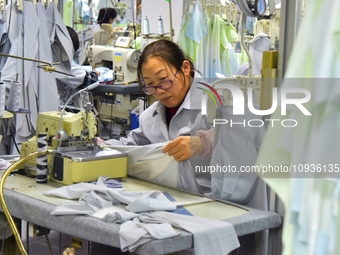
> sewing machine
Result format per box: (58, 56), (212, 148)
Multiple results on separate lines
(87, 45), (139, 84)
(18, 103), (127, 185)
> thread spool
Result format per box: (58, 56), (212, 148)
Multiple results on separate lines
(36, 133), (48, 184)
(0, 82), (5, 117)
(158, 15), (164, 35)
(143, 16), (150, 34)
(7, 80), (21, 112)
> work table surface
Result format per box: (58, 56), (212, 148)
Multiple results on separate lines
(2, 173), (281, 255)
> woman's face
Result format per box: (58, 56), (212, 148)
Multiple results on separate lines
(141, 57), (191, 108)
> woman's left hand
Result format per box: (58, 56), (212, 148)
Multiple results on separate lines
(163, 136), (204, 162)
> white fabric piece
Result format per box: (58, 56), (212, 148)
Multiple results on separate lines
(0, 158), (10, 170)
(151, 211), (239, 255)
(109, 143), (203, 194)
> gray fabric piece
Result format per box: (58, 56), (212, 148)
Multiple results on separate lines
(151, 211), (240, 255)
(91, 178), (123, 188)
(51, 201), (99, 216)
(119, 221), (154, 252)
(103, 211), (139, 223)
(79, 190), (113, 209)
(45, 177), (176, 215)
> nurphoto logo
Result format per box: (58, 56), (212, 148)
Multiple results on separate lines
(198, 83), (312, 128)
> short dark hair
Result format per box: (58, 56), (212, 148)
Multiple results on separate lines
(66, 26), (80, 52)
(97, 8), (117, 25)
(137, 39), (195, 89)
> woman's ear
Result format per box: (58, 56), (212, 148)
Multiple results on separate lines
(182, 60), (191, 76)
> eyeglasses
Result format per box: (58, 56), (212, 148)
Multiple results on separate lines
(142, 71), (178, 95)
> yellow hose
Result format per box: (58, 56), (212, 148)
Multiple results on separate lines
(0, 150), (55, 255)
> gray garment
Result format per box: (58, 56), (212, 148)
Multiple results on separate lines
(36, 2), (59, 112)
(46, 2), (74, 78)
(23, 1), (40, 131)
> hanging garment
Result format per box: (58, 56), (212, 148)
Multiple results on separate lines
(249, 33), (271, 76)
(36, 2), (59, 112)
(46, 2), (74, 78)
(0, 5), (11, 70)
(177, 7), (197, 64)
(1, 0), (27, 143)
(23, 1), (40, 131)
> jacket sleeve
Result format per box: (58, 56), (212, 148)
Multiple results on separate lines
(196, 128), (214, 158)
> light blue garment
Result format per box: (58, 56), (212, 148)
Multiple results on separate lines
(185, 1), (208, 44)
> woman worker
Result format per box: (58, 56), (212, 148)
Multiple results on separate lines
(94, 7), (118, 45)
(92, 38), (213, 255)
(99, 39), (212, 171)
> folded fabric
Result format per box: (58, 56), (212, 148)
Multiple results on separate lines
(151, 211), (240, 255)
(103, 211), (139, 223)
(119, 218), (180, 252)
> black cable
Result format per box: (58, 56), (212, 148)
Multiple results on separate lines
(9, 125), (20, 154)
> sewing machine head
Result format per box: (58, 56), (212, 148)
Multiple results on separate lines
(19, 104), (127, 185)
(35, 106), (97, 150)
(87, 45), (139, 83)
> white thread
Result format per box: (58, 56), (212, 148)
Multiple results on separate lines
(8, 81), (21, 112)
(143, 16), (150, 34)
(158, 15), (164, 35)
(0, 83), (5, 117)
